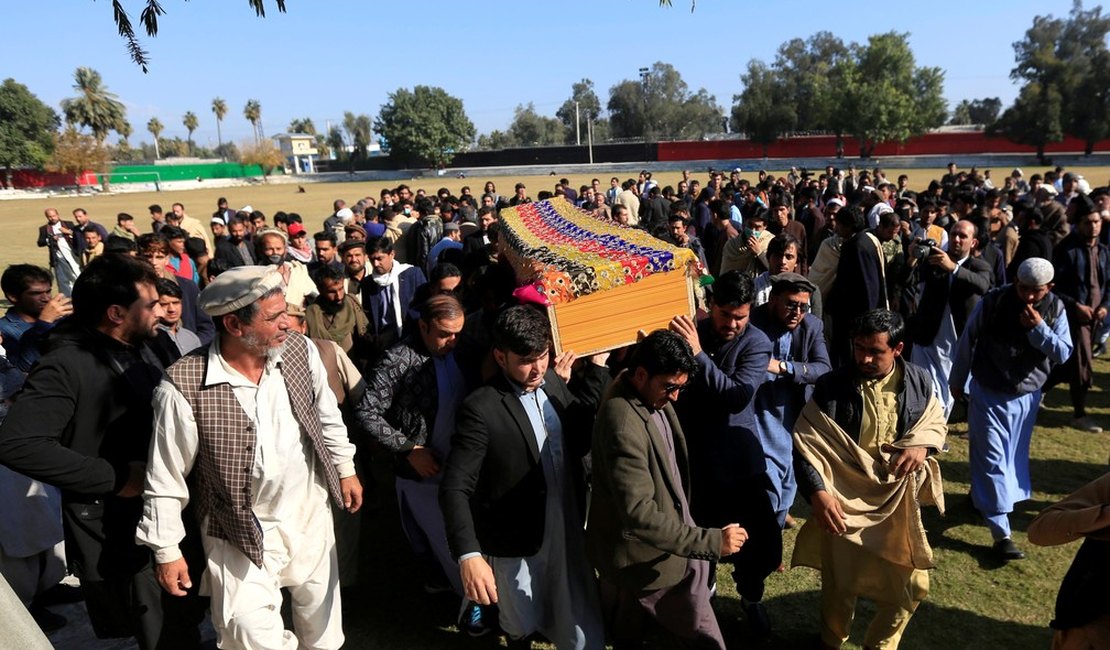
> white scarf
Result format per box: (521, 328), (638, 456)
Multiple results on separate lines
(372, 261), (412, 336)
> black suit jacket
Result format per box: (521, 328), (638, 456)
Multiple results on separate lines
(440, 364), (608, 559)
(37, 221), (77, 267)
(911, 255), (992, 345)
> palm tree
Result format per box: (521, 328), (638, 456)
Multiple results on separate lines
(183, 111), (199, 155)
(59, 67), (127, 143)
(118, 120), (133, 144)
(147, 117), (164, 159)
(243, 99), (263, 143)
(211, 97), (228, 160)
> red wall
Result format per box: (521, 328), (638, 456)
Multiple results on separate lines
(8, 169), (98, 188)
(658, 132), (1110, 162)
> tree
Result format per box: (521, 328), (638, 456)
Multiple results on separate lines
(374, 85), (475, 167)
(239, 138), (285, 180)
(147, 117), (164, 159)
(993, 4), (1110, 161)
(990, 82), (1065, 163)
(838, 32), (946, 158)
(288, 117), (317, 135)
(949, 98), (1002, 126)
(182, 111), (198, 155)
(60, 67), (127, 143)
(109, 0), (287, 71)
(243, 99), (263, 143)
(509, 103), (565, 146)
(477, 130), (517, 150)
(49, 126), (110, 186)
(730, 60), (795, 157)
(607, 62), (722, 141)
(556, 79), (606, 144)
(0, 78), (60, 188)
(343, 112), (373, 159)
(771, 32), (852, 133)
(212, 97), (228, 159)
(326, 126), (345, 161)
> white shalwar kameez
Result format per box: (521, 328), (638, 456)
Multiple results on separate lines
(137, 339), (356, 650)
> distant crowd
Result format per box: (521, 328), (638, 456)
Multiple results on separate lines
(0, 161), (1107, 650)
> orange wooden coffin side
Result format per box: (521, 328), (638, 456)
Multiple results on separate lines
(547, 269), (695, 357)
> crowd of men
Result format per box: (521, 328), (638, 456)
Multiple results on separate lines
(0, 161), (1107, 649)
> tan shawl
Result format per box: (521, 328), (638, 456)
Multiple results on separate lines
(792, 394), (947, 571)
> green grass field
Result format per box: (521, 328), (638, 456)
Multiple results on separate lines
(6, 169), (1110, 649)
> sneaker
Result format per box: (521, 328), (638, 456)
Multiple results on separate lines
(1071, 416), (1103, 433)
(742, 600), (772, 636)
(993, 537), (1026, 561)
(458, 601), (494, 637)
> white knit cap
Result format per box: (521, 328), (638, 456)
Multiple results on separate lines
(1017, 257), (1054, 286)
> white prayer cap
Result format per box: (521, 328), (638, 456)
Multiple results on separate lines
(336, 208), (354, 221)
(1017, 258), (1054, 287)
(199, 265), (284, 316)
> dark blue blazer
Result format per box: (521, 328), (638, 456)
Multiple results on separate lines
(750, 305), (832, 405)
(361, 265), (428, 336)
(1052, 233), (1110, 314)
(176, 276), (214, 346)
(675, 318), (772, 524)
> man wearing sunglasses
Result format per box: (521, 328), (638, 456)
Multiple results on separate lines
(751, 273), (832, 529)
(588, 330), (747, 650)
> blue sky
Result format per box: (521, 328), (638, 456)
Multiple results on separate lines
(0, 0), (1086, 146)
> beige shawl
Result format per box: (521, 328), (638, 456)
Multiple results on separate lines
(792, 395), (947, 571)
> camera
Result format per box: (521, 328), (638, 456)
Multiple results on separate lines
(912, 237), (938, 262)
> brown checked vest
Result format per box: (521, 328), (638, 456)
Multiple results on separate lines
(166, 331), (344, 567)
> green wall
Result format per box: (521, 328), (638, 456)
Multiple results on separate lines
(98, 162), (285, 184)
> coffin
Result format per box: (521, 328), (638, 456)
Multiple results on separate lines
(497, 198), (698, 355)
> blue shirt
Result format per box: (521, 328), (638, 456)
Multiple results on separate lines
(0, 312), (55, 372)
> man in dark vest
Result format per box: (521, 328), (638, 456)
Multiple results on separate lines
(137, 265), (363, 650)
(950, 258), (1073, 561)
(0, 255), (207, 649)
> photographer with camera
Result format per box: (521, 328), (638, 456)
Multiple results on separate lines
(907, 219), (992, 420)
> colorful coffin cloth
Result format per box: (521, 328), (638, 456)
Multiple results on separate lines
(498, 198), (698, 304)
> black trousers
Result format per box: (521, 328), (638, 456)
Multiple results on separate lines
(698, 473), (783, 603)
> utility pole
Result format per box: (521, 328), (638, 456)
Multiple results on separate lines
(575, 101), (581, 146)
(587, 118), (594, 165)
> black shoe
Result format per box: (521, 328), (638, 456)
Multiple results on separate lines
(33, 582), (84, 606)
(993, 538), (1026, 561)
(742, 600), (772, 636)
(29, 606), (67, 634)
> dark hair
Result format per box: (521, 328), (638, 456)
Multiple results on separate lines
(185, 237), (208, 259)
(419, 293), (464, 323)
(117, 212), (134, 224)
(1, 264), (52, 299)
(312, 264), (346, 289)
(156, 277), (183, 299)
(207, 258), (231, 279)
(365, 236), (393, 256)
(709, 199), (730, 222)
(493, 305), (551, 357)
(273, 212), (290, 225)
(314, 230), (337, 245)
(711, 270), (755, 308)
(148, 204), (162, 214)
(628, 330), (697, 376)
(161, 225), (187, 241)
(850, 309), (905, 348)
(71, 255), (159, 327)
(104, 235), (137, 255)
(431, 262), (461, 282)
(477, 206), (496, 219)
(136, 233), (168, 255)
(767, 233), (800, 259)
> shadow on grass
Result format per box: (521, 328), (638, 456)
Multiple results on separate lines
(744, 589), (1051, 650)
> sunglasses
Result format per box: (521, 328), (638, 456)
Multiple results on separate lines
(663, 382), (690, 394)
(784, 301), (812, 314)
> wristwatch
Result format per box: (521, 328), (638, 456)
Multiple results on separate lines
(778, 360), (791, 375)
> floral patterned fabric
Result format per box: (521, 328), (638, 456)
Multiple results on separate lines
(499, 198), (698, 304)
